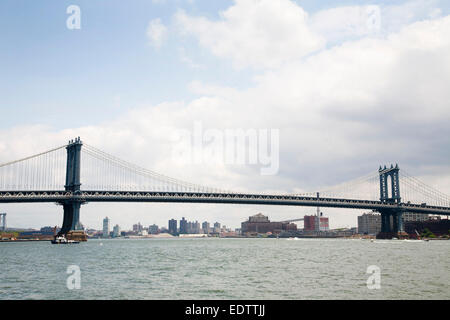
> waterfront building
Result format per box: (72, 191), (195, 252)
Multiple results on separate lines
(40, 226), (60, 234)
(102, 217), (110, 238)
(213, 222), (221, 233)
(402, 212), (429, 223)
(112, 224), (121, 237)
(180, 217), (188, 234)
(149, 224), (159, 234)
(160, 227), (169, 233)
(358, 213), (381, 235)
(241, 213), (297, 235)
(304, 214), (329, 232)
(405, 216), (450, 237)
(168, 219), (177, 235)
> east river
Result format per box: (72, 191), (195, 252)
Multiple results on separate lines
(1, 238), (449, 299)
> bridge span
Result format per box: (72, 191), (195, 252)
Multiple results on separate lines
(0, 190), (449, 216)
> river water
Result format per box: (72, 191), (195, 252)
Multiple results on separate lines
(0, 238), (449, 299)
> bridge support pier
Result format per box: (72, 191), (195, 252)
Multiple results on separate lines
(59, 201), (83, 235)
(377, 210), (408, 239)
(57, 137), (87, 241)
(381, 212), (391, 233)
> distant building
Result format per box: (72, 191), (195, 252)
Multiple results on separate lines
(160, 227), (169, 233)
(40, 226), (60, 234)
(148, 224), (159, 234)
(191, 221), (201, 234)
(186, 221), (201, 234)
(180, 217), (188, 234)
(358, 213), (381, 235)
(241, 213), (297, 235)
(405, 216), (450, 237)
(213, 222), (221, 233)
(102, 217), (110, 238)
(18, 230), (55, 240)
(133, 222), (143, 233)
(402, 212), (429, 223)
(112, 224), (121, 237)
(202, 221), (210, 234)
(0, 213), (6, 231)
(168, 219), (177, 235)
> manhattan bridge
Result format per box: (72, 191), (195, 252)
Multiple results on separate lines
(0, 137), (449, 238)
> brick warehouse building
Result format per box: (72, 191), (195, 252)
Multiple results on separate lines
(304, 214), (329, 232)
(404, 216), (450, 237)
(241, 213), (297, 235)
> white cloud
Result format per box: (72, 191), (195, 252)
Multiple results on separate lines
(175, 0), (324, 69)
(309, 5), (382, 44)
(178, 47), (203, 69)
(147, 18), (168, 48)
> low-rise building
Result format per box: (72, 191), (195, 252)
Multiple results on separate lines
(402, 212), (429, 223)
(148, 224), (159, 234)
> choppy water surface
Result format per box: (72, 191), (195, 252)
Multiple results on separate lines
(1, 238), (449, 299)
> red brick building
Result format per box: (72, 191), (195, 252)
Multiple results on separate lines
(304, 215), (329, 231)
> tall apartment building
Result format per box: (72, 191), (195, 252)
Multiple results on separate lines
(168, 219), (177, 235)
(190, 221), (201, 234)
(180, 217), (188, 234)
(102, 217), (110, 238)
(202, 221), (210, 234)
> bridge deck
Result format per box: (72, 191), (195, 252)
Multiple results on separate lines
(1, 190), (449, 215)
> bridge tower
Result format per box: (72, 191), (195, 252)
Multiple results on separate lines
(58, 137), (84, 236)
(378, 164), (405, 238)
(379, 164), (401, 204)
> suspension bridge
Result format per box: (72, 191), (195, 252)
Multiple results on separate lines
(0, 137), (449, 238)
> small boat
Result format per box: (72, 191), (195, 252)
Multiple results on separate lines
(51, 235), (79, 244)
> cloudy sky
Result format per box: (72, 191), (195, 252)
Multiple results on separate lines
(1, 0), (449, 230)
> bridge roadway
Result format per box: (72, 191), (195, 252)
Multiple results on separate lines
(1, 190), (449, 215)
